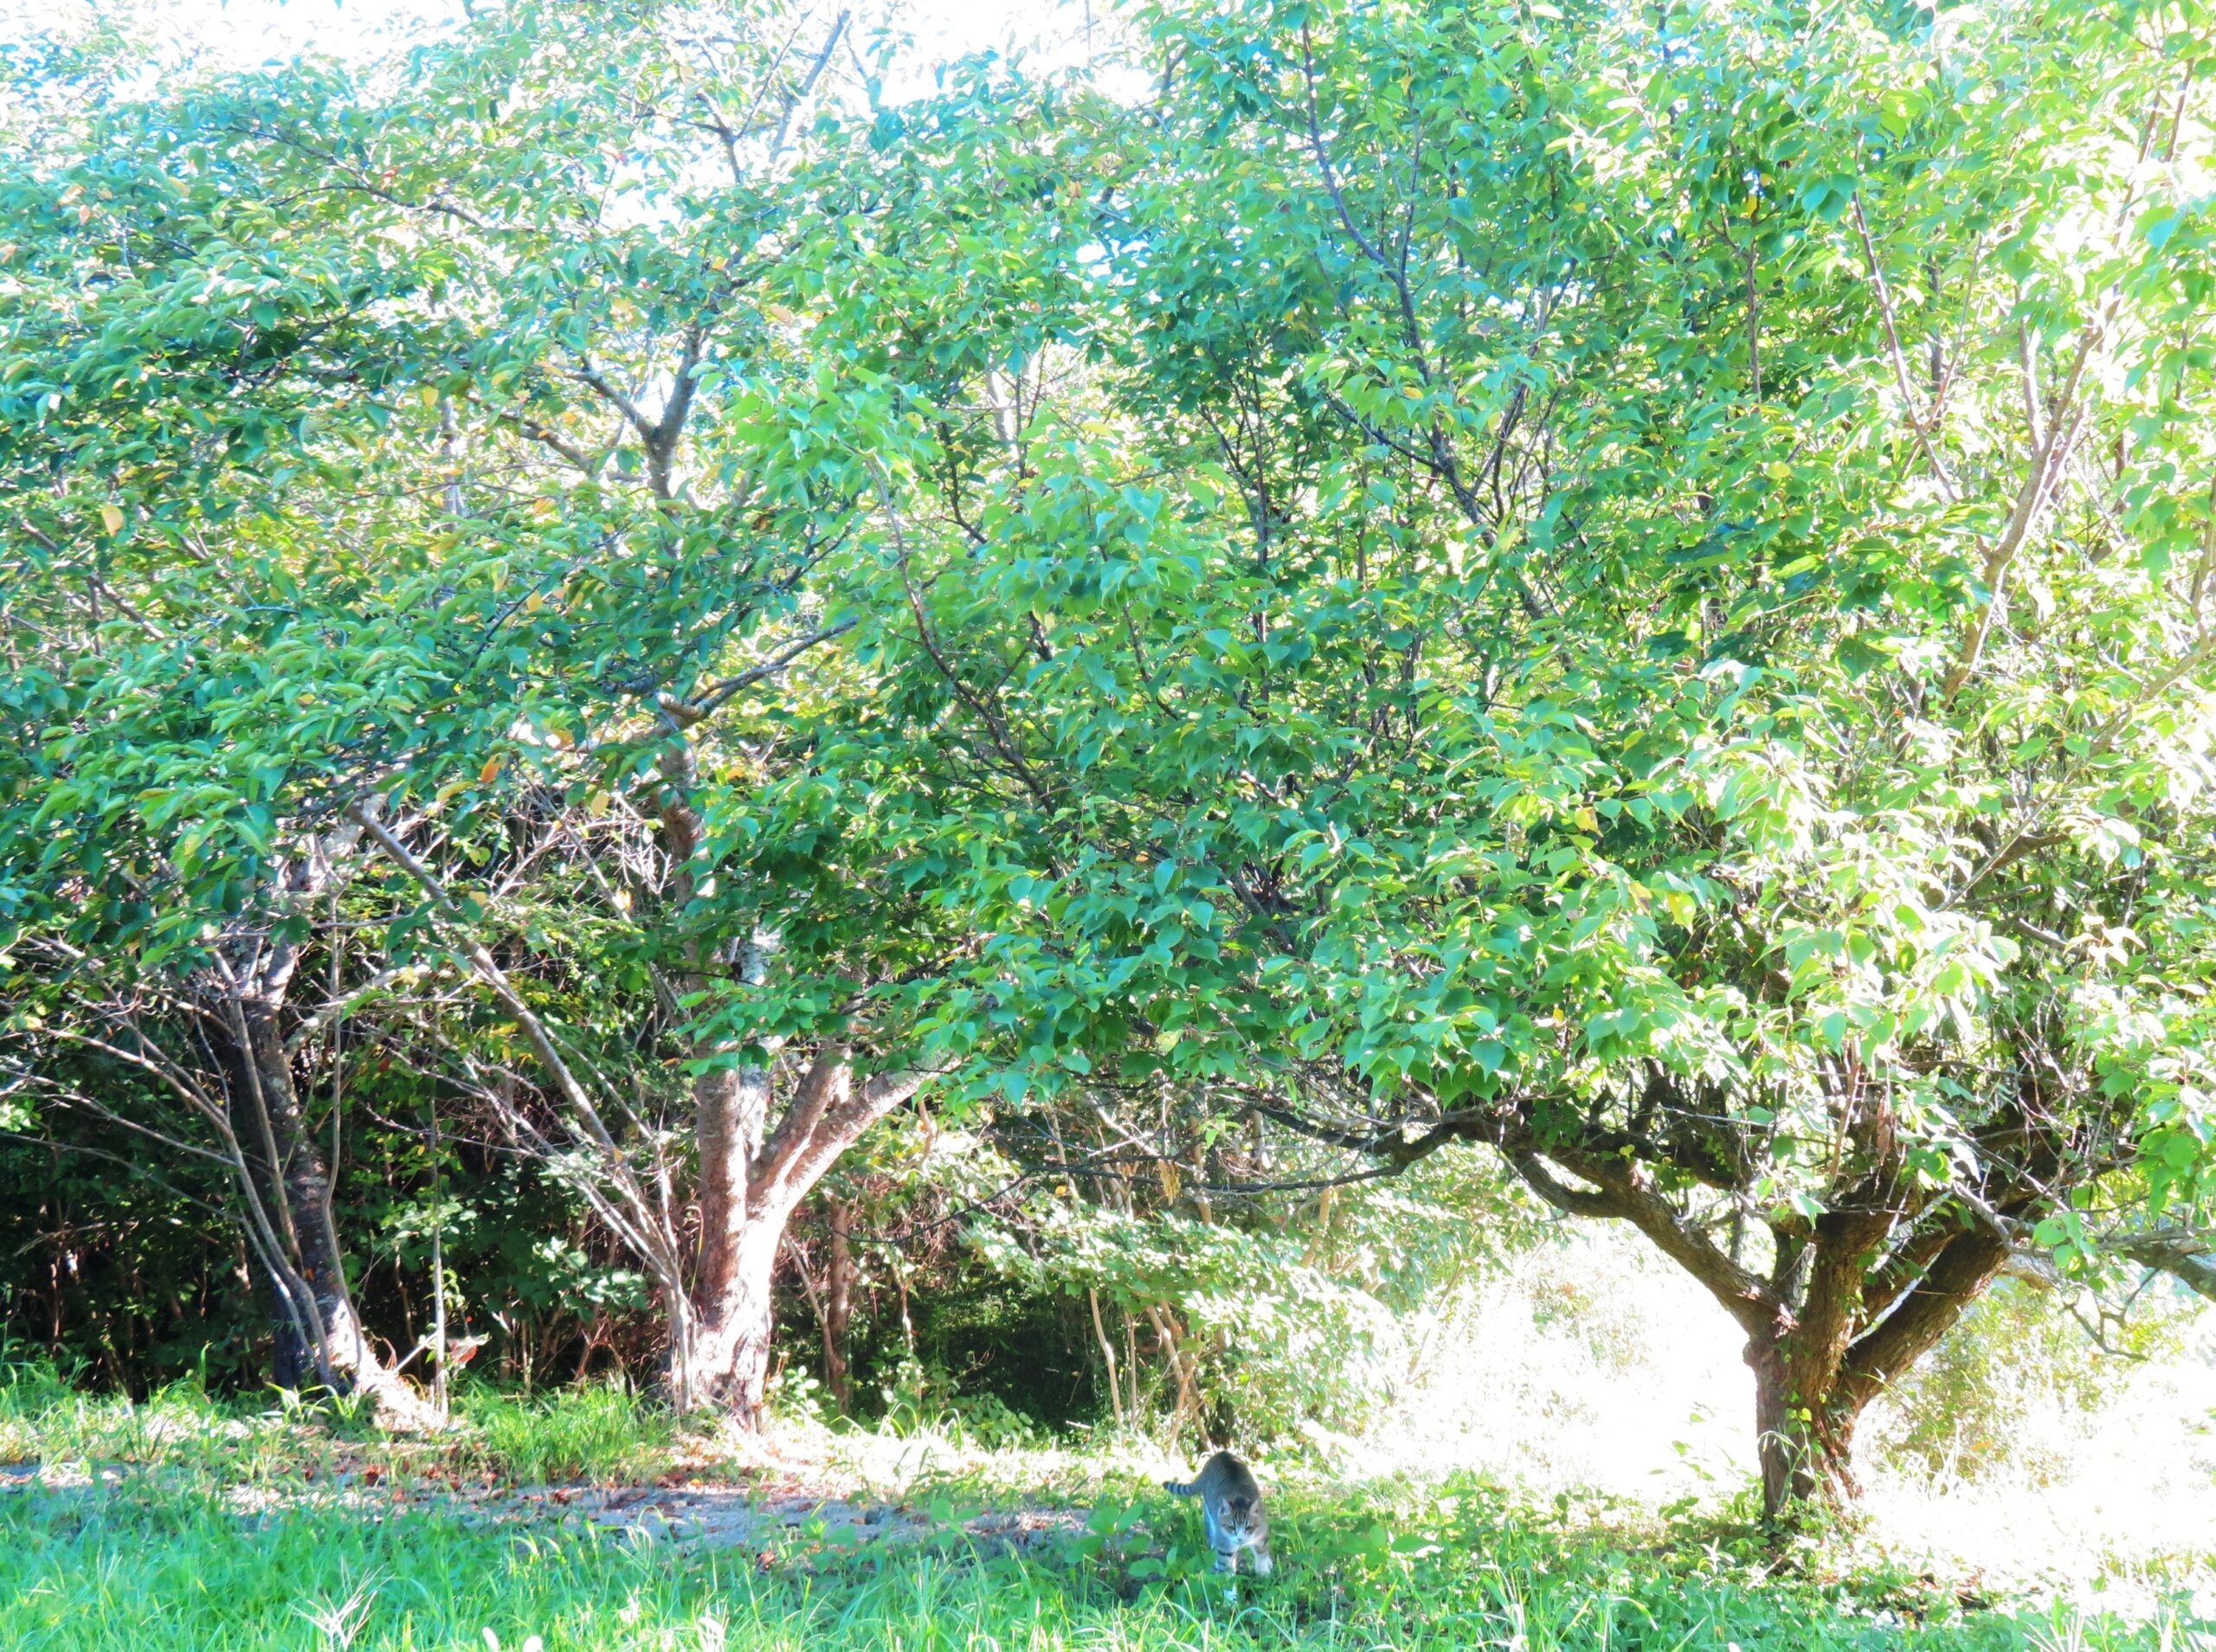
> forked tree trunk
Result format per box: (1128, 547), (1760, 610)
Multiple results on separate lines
(654, 783), (924, 1421)
(672, 1051), (922, 1421)
(1743, 1223), (2014, 1521)
(191, 826), (437, 1427)
(1507, 1139), (2016, 1527)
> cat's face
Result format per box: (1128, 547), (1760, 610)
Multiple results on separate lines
(1219, 1495), (1260, 1540)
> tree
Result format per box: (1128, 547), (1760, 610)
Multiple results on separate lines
(11, 0), (2216, 1488)
(0, 0), (928, 1420)
(0, 26), (491, 1414)
(722, 0), (2216, 1515)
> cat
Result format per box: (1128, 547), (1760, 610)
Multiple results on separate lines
(1164, 1450), (1273, 1578)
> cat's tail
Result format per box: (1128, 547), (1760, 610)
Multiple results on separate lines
(1163, 1478), (1201, 1497)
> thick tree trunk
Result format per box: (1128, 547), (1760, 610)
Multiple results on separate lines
(673, 1051), (924, 1423)
(1744, 1277), (1907, 1523)
(682, 1057), (774, 1415)
(659, 790), (921, 1425)
(692, 1064), (769, 1317)
(679, 1204), (788, 1422)
(1748, 1342), (1804, 1518)
(1746, 1339), (1859, 1520)
(1744, 1227), (2013, 1522)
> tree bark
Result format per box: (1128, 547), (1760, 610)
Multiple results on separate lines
(1745, 1334), (1861, 1518)
(364, 789), (924, 1424)
(673, 1051), (924, 1422)
(1737, 1225), (2012, 1520)
(219, 978), (438, 1428)
(1747, 1341), (1807, 1517)
(692, 1064), (769, 1347)
(195, 821), (438, 1426)
(680, 1202), (789, 1422)
(822, 1199), (854, 1411)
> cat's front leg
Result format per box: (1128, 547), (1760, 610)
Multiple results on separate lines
(1252, 1540), (1273, 1578)
(1214, 1546), (1238, 1575)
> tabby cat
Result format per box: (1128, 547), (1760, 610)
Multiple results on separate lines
(1164, 1450), (1273, 1577)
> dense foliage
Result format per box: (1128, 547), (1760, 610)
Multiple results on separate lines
(3, 0), (2216, 1521)
(709, 0), (2216, 1511)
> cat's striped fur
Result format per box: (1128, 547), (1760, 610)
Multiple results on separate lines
(1164, 1450), (1272, 1578)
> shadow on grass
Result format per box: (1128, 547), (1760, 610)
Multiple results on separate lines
(0, 1360), (2203, 1651)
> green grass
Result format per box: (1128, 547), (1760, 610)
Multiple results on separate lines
(0, 1472), (2193, 1652)
(452, 1379), (680, 1486)
(0, 1358), (299, 1483)
(0, 1364), (2203, 1651)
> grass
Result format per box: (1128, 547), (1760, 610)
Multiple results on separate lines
(0, 1360), (683, 1489)
(452, 1380), (680, 1486)
(0, 1362), (2208, 1651)
(0, 1465), (2200, 1651)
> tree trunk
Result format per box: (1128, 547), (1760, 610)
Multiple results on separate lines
(684, 1058), (772, 1415)
(1745, 1227), (2013, 1522)
(823, 1199), (854, 1411)
(222, 988), (439, 1428)
(191, 820), (435, 1425)
(680, 1202), (788, 1423)
(1748, 1335), (1874, 1520)
(654, 762), (933, 1424)
(1748, 1340), (1815, 1518)
(692, 1064), (769, 1319)
(1504, 1137), (2012, 1527)
(675, 1052), (924, 1424)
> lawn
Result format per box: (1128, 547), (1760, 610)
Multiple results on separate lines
(0, 1372), (2201, 1651)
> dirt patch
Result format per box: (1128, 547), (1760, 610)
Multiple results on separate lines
(422, 1478), (1096, 1559)
(0, 1424), (1188, 1573)
(0, 1455), (1120, 1565)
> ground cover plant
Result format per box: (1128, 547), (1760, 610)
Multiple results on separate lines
(7, 1289), (2216, 1652)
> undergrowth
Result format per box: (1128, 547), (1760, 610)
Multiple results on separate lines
(453, 1380), (680, 1485)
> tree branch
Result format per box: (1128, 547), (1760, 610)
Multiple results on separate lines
(1839, 1228), (2011, 1408)
(1541, 1143), (1781, 1340)
(1851, 191), (1958, 501)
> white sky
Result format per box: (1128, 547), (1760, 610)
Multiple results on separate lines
(0, 0), (1128, 91)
